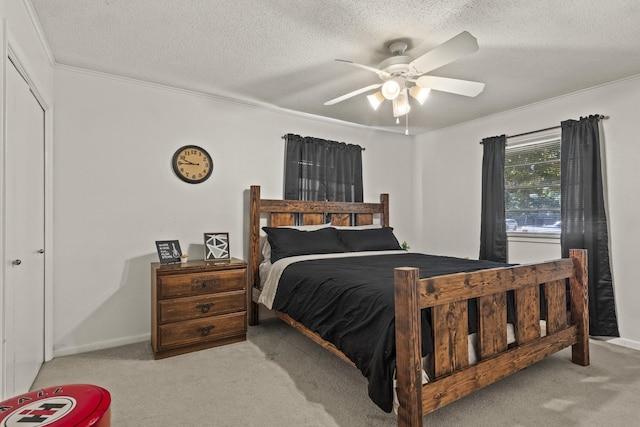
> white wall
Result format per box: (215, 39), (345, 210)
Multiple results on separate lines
(415, 75), (640, 345)
(51, 67), (415, 356)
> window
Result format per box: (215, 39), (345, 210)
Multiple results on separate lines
(505, 134), (561, 234)
(283, 134), (363, 202)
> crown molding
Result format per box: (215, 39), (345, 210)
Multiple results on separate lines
(53, 62), (408, 137)
(22, 0), (56, 66)
(432, 72), (640, 135)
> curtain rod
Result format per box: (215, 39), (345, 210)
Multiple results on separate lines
(479, 115), (608, 144)
(281, 134), (366, 150)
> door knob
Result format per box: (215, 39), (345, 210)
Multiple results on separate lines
(37, 249), (45, 254)
(12, 259), (22, 266)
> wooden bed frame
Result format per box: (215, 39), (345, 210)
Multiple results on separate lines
(248, 185), (589, 427)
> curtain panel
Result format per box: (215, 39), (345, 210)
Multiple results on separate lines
(479, 135), (507, 263)
(560, 115), (619, 336)
(284, 134), (363, 202)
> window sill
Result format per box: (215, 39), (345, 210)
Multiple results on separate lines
(507, 231), (560, 242)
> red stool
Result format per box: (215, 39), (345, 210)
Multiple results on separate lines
(0, 384), (111, 426)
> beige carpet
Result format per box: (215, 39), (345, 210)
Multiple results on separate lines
(32, 317), (640, 426)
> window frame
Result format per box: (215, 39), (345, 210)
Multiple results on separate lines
(505, 129), (561, 239)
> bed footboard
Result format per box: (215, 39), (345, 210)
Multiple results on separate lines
(394, 249), (589, 427)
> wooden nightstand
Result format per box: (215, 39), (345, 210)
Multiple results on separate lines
(151, 258), (247, 359)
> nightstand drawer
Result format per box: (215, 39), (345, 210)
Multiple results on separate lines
(158, 312), (246, 348)
(158, 290), (246, 323)
(158, 268), (246, 298)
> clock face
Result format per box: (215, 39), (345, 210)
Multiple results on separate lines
(172, 145), (213, 184)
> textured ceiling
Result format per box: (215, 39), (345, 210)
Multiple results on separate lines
(30, 0), (640, 135)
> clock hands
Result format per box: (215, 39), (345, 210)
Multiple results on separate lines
(178, 160), (200, 166)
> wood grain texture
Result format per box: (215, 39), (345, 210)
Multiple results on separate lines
(158, 290), (246, 323)
(419, 258), (573, 308)
(514, 285), (541, 344)
(248, 185), (261, 326)
(478, 292), (508, 359)
(569, 249), (589, 366)
(259, 198), (385, 214)
(394, 250), (588, 424)
(433, 301), (469, 377)
(330, 213), (350, 226)
(421, 325), (578, 415)
(151, 261), (247, 359)
(381, 193), (390, 227)
(394, 267), (423, 427)
(545, 279), (567, 334)
(157, 268), (245, 298)
(270, 212), (295, 227)
(355, 213), (373, 225)
(300, 213), (322, 225)
(158, 311), (246, 348)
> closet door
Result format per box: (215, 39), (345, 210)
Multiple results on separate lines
(4, 58), (46, 395)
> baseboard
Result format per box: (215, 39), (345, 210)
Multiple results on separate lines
(604, 337), (640, 351)
(53, 333), (150, 358)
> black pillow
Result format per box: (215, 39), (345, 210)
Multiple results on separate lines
(262, 226), (345, 263)
(337, 227), (402, 252)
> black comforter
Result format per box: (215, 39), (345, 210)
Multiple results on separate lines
(271, 252), (509, 412)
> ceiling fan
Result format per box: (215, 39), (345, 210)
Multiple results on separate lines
(324, 31), (485, 121)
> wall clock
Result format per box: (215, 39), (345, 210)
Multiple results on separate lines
(172, 145), (213, 184)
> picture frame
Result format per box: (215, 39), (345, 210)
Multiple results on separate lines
(204, 232), (230, 260)
(155, 240), (182, 264)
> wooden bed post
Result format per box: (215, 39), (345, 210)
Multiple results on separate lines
(569, 248), (589, 366)
(381, 193), (390, 227)
(249, 185), (261, 326)
(394, 267), (423, 427)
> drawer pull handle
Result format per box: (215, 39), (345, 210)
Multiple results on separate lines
(192, 278), (220, 291)
(197, 303), (215, 313)
(197, 325), (215, 336)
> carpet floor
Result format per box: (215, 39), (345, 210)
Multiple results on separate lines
(32, 317), (640, 426)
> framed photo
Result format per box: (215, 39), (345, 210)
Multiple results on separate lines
(155, 240), (182, 264)
(204, 232), (230, 260)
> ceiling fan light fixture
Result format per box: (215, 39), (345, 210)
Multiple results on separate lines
(381, 78), (402, 100)
(367, 91), (385, 110)
(326, 31), (484, 134)
(392, 89), (411, 117)
(409, 86), (431, 105)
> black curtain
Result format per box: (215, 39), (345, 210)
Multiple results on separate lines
(561, 115), (619, 336)
(284, 134), (363, 202)
(479, 135), (507, 262)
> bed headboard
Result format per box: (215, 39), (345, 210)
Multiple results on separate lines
(248, 185), (389, 322)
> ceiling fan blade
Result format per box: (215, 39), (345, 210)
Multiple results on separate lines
(335, 59), (391, 79)
(416, 75), (485, 97)
(324, 83), (382, 106)
(409, 31), (479, 75)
